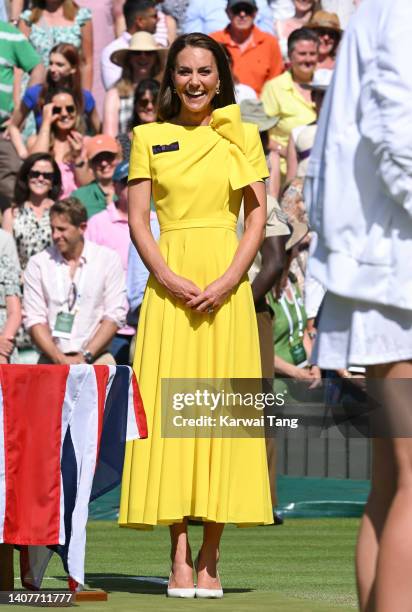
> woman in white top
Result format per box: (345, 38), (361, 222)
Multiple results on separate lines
(274, 0), (321, 62)
(103, 32), (165, 137)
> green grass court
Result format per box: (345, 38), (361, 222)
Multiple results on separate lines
(10, 518), (359, 611)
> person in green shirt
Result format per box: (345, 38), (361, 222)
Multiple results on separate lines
(0, 20), (44, 199)
(71, 134), (121, 219)
(267, 219), (320, 386)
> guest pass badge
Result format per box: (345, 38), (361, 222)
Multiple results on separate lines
(52, 265), (85, 340)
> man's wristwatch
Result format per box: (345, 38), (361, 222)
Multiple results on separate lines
(82, 350), (93, 364)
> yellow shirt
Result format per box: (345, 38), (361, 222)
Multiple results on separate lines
(261, 71), (316, 175)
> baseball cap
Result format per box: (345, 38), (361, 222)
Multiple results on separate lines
(227, 0), (257, 10)
(113, 161), (129, 183)
(86, 135), (119, 161)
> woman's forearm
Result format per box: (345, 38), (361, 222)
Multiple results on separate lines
(8, 124), (28, 159)
(274, 354), (300, 377)
(29, 123), (51, 154)
(81, 58), (93, 91)
(128, 181), (173, 287)
(223, 181), (266, 286)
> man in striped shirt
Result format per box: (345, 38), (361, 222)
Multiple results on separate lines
(0, 20), (43, 199)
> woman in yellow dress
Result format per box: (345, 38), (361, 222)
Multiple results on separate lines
(120, 32), (273, 598)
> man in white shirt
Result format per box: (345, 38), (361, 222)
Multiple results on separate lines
(183, 0), (275, 35)
(24, 197), (127, 365)
(101, 0), (159, 91)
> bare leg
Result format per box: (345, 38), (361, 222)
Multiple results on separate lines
(356, 438), (395, 611)
(357, 361), (412, 612)
(168, 519), (194, 589)
(0, 544), (14, 590)
(375, 439), (412, 611)
(196, 522), (224, 590)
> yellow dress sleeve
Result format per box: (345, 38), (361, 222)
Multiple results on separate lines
(243, 123), (269, 180)
(128, 125), (152, 181)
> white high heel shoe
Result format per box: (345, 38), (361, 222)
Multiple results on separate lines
(166, 572), (196, 598)
(194, 556), (224, 598)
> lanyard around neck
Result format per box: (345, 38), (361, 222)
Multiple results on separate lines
(280, 281), (304, 343)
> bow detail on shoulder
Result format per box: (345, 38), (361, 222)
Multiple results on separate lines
(210, 104), (263, 191)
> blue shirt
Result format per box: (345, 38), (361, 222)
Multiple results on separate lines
(127, 213), (160, 311)
(183, 0), (275, 35)
(23, 84), (95, 131)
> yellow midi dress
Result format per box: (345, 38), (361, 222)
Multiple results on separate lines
(119, 104), (273, 528)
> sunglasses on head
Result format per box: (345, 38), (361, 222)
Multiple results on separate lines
(28, 170), (54, 181)
(53, 105), (76, 115)
(231, 4), (255, 15)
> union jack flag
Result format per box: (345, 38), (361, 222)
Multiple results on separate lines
(0, 364), (147, 590)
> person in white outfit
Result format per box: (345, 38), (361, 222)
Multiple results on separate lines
(305, 0), (412, 610)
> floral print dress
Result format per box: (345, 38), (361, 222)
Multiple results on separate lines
(19, 7), (92, 137)
(0, 254), (21, 364)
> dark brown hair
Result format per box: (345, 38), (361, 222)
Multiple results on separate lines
(38, 43), (84, 115)
(129, 78), (160, 129)
(287, 27), (320, 56)
(29, 0), (78, 23)
(50, 197), (88, 225)
(14, 153), (62, 207)
(45, 87), (85, 159)
(157, 33), (235, 122)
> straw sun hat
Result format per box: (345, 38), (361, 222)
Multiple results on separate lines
(110, 32), (167, 67)
(306, 11), (343, 35)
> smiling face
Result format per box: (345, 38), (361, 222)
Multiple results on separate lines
(173, 46), (220, 117)
(49, 52), (75, 83)
(51, 92), (77, 131)
(51, 212), (85, 257)
(27, 159), (55, 198)
(128, 51), (157, 80)
(289, 40), (318, 81)
(90, 151), (118, 182)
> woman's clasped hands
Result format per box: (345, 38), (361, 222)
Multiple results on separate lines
(165, 272), (235, 314)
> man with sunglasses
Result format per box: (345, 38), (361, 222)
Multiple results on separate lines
(71, 134), (121, 219)
(211, 0), (283, 95)
(184, 0), (274, 36)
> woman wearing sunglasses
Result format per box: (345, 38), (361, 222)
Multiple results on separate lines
(26, 88), (92, 198)
(103, 31), (166, 138)
(9, 43), (101, 160)
(118, 78), (160, 160)
(306, 11), (342, 70)
(2, 153), (62, 271)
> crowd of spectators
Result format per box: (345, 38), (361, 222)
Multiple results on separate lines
(0, 0), (361, 371)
